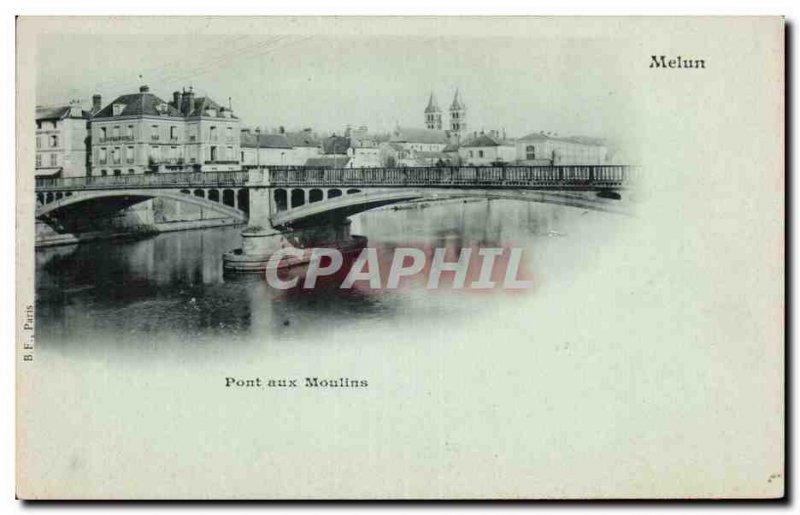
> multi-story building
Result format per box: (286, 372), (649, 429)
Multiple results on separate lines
(35, 101), (90, 178)
(90, 86), (240, 176)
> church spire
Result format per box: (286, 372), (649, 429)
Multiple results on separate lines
(424, 91), (442, 130)
(450, 88), (465, 111)
(424, 91), (440, 114)
(449, 88), (466, 138)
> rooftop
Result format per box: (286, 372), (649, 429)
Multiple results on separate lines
(390, 126), (449, 145)
(36, 105), (90, 121)
(518, 132), (607, 147)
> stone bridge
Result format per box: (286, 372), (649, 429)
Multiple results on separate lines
(35, 165), (637, 268)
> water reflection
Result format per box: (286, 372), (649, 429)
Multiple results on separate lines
(35, 199), (616, 357)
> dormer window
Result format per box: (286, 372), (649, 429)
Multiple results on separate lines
(207, 109), (217, 118)
(156, 103), (168, 114)
(112, 103), (125, 116)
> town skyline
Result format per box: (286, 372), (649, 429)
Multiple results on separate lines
(35, 33), (639, 141)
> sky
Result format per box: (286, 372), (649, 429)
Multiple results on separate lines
(35, 32), (640, 141)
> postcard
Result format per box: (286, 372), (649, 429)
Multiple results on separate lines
(15, 16), (784, 499)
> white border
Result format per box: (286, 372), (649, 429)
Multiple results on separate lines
(3, 1), (795, 512)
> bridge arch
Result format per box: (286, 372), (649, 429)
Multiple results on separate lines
(271, 188), (628, 229)
(309, 189), (324, 203)
(274, 189), (287, 211)
(291, 189), (305, 208)
(35, 189), (247, 225)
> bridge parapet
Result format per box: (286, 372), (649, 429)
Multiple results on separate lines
(258, 165), (637, 189)
(35, 165), (638, 192)
(36, 170), (250, 191)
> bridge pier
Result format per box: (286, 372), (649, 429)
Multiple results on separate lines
(223, 168), (367, 273)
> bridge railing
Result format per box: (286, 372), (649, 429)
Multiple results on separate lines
(36, 171), (250, 191)
(267, 165), (637, 188)
(35, 166), (638, 191)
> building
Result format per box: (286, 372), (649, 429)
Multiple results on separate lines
(240, 130), (292, 167)
(284, 129), (322, 165)
(449, 89), (467, 141)
(424, 92), (442, 130)
(35, 101), (91, 178)
(515, 132), (608, 165)
(379, 126), (450, 167)
(90, 85), (240, 176)
(459, 132), (516, 166)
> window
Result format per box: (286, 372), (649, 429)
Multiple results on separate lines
(128, 169), (135, 175)
(100, 127), (107, 141)
(50, 153), (57, 166)
(478, 150), (484, 158)
(126, 146), (134, 163)
(113, 169), (121, 176)
(35, 154), (41, 167)
(112, 126), (120, 138)
(526, 145), (536, 160)
(170, 126), (178, 140)
(112, 104), (124, 116)
(101, 170), (108, 177)
(35, 136), (41, 149)
(150, 146), (159, 160)
(468, 150), (473, 158)
(126, 125), (134, 138)
(227, 146), (233, 161)
(151, 125), (159, 140)
(112, 148), (120, 164)
(210, 126), (217, 141)
(98, 147), (107, 163)
(210, 146), (218, 162)
(227, 127), (233, 141)
(50, 135), (58, 147)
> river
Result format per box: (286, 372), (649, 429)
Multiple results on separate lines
(34, 199), (630, 361)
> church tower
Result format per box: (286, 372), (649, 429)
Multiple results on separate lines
(449, 88), (466, 139)
(424, 92), (442, 130)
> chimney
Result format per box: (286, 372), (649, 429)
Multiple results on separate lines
(139, 85), (150, 93)
(92, 94), (102, 114)
(183, 87), (194, 115)
(279, 126), (285, 134)
(69, 99), (82, 117)
(173, 91), (181, 108)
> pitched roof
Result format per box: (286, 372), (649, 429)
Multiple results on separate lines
(240, 132), (292, 149)
(518, 132), (607, 147)
(93, 92), (180, 118)
(285, 131), (321, 147)
(36, 105), (90, 121)
(304, 156), (351, 168)
(390, 127), (449, 145)
(461, 134), (514, 148)
(424, 92), (440, 114)
(94, 89), (236, 119)
(450, 89), (465, 111)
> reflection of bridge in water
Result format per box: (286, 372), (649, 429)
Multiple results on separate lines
(35, 165), (637, 270)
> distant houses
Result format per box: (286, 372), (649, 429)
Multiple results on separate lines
(35, 85), (615, 179)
